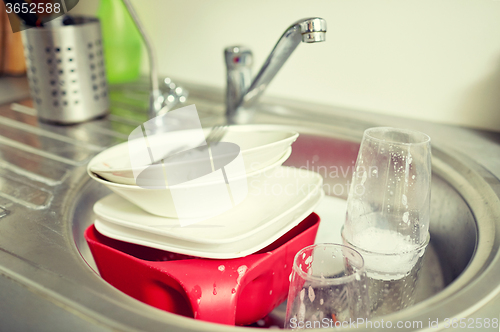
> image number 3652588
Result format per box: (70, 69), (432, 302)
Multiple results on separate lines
(2, 0), (80, 32)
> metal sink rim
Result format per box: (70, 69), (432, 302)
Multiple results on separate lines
(69, 123), (500, 331)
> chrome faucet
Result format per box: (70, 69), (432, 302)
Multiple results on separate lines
(225, 17), (327, 124)
(122, 0), (188, 119)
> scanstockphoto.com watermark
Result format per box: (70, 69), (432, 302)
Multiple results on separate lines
(288, 318), (423, 330)
(248, 161), (378, 182)
(288, 317), (499, 330)
(249, 178), (361, 197)
(247, 163), (376, 197)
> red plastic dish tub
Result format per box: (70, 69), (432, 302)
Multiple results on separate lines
(85, 213), (320, 326)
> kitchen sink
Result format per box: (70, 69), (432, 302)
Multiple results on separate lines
(0, 77), (499, 331)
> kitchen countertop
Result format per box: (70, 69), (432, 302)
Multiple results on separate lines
(0, 77), (31, 104)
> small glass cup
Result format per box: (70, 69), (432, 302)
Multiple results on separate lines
(285, 244), (369, 329)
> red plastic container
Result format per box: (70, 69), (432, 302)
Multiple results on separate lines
(85, 213), (320, 326)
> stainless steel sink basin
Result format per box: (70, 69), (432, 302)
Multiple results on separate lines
(0, 77), (499, 331)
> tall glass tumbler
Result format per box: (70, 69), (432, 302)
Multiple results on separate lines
(285, 244), (369, 329)
(343, 127), (431, 316)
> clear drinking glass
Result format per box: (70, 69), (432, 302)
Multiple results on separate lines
(285, 244), (369, 329)
(343, 127), (431, 316)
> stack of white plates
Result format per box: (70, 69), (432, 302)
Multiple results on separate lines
(94, 167), (324, 259)
(87, 125), (300, 220)
(89, 125), (299, 185)
(88, 125), (326, 258)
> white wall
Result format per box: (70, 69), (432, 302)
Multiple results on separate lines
(73, 0), (500, 132)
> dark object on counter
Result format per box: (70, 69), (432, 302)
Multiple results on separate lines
(2, 0), (41, 27)
(2, 0), (80, 32)
(62, 15), (75, 25)
(85, 213), (320, 326)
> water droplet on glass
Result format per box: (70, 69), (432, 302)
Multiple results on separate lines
(300, 289), (305, 301)
(361, 171), (367, 185)
(298, 302), (306, 321)
(308, 286), (315, 302)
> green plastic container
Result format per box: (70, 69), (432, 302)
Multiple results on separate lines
(97, 0), (143, 84)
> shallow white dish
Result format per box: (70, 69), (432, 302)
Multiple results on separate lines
(94, 166), (323, 244)
(88, 148), (291, 219)
(89, 125), (299, 186)
(93, 169), (324, 259)
(94, 194), (322, 259)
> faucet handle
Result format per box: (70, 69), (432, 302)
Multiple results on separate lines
(225, 46), (253, 123)
(225, 46), (253, 69)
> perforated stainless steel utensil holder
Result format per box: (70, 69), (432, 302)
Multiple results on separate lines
(21, 17), (109, 124)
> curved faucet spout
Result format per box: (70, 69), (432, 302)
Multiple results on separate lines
(225, 17), (327, 123)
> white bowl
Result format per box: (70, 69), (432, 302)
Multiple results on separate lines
(88, 125), (298, 186)
(87, 148), (292, 219)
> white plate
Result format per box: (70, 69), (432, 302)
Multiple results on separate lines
(88, 148), (292, 219)
(94, 167), (323, 245)
(89, 125), (298, 185)
(94, 189), (323, 259)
